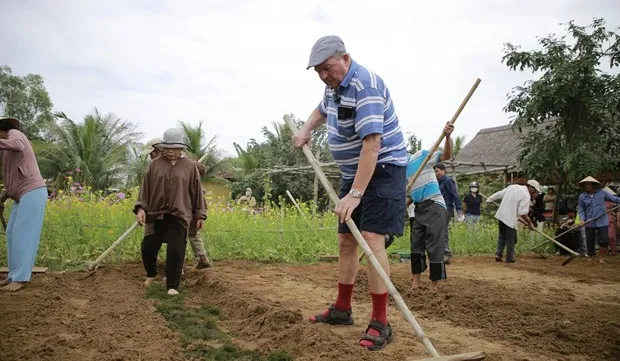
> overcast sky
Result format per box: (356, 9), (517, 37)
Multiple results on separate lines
(1, 0), (618, 157)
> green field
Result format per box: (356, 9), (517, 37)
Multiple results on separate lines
(0, 190), (559, 270)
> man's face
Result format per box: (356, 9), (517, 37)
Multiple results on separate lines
(162, 147), (183, 161)
(245, 189), (251, 197)
(434, 168), (445, 179)
(528, 186), (539, 198)
(584, 183), (594, 192)
(314, 54), (350, 90)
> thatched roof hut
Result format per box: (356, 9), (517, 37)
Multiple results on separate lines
(444, 124), (523, 179)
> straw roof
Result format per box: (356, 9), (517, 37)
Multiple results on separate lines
(448, 124), (523, 175)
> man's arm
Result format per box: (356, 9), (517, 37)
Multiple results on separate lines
(486, 188), (506, 203)
(438, 123), (455, 161)
(449, 178), (462, 212)
(293, 102), (327, 149)
(603, 192), (620, 205)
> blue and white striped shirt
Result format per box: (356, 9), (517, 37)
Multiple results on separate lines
(317, 60), (407, 179)
(406, 149), (446, 209)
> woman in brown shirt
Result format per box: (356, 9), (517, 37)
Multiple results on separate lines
(133, 128), (206, 295)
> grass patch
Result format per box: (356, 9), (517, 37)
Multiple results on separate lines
(145, 284), (293, 361)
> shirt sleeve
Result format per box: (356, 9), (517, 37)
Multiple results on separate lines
(192, 167), (207, 221)
(603, 191), (620, 204)
(578, 194), (586, 221)
(450, 178), (462, 212)
(134, 162), (152, 215)
(486, 188), (505, 203)
(428, 150), (442, 167)
(354, 88), (385, 139)
(0, 130), (26, 152)
(317, 95), (328, 117)
(517, 194), (531, 216)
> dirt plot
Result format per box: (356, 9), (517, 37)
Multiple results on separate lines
(1, 255), (619, 361)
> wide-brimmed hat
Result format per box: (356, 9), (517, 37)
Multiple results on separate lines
(154, 128), (188, 149)
(603, 186), (617, 196)
(578, 176), (600, 185)
(141, 137), (163, 156)
(0, 116), (21, 129)
(526, 179), (542, 193)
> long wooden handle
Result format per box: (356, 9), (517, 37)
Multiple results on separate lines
(88, 222), (140, 270)
(530, 204), (620, 251)
(406, 78), (481, 194)
(284, 114), (441, 358)
(482, 193), (579, 257)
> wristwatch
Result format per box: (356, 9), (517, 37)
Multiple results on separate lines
(349, 188), (363, 199)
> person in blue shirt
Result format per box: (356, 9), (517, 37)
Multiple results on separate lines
(406, 123), (454, 292)
(433, 162), (463, 263)
(577, 176), (620, 263)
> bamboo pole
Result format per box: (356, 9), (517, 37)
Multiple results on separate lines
(284, 114), (444, 358)
(406, 79), (481, 196)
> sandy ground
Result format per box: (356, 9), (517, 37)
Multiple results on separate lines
(1, 255), (619, 361)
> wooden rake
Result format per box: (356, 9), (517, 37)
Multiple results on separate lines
(529, 204), (620, 258)
(358, 78), (483, 265)
(481, 194), (579, 266)
(283, 114), (485, 361)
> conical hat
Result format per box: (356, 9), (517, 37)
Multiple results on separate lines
(578, 176), (600, 184)
(603, 186), (617, 196)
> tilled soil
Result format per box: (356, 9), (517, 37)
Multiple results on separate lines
(1, 255), (619, 361)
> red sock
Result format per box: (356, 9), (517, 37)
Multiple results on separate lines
(333, 283), (354, 311)
(359, 293), (389, 348)
(370, 292), (388, 325)
(309, 283), (354, 322)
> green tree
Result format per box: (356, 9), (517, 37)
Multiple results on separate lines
(178, 120), (225, 181)
(453, 135), (467, 158)
(502, 18), (620, 219)
(0, 66), (54, 139)
(406, 132), (422, 153)
(37, 108), (143, 191)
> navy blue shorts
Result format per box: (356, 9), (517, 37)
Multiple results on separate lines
(338, 163), (407, 236)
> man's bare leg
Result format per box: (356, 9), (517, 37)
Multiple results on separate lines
(429, 281), (439, 292)
(338, 234), (359, 284)
(1, 282), (26, 292)
(360, 231), (392, 349)
(411, 274), (422, 289)
(364, 231), (389, 294)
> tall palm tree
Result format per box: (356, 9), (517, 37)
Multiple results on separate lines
(36, 108), (143, 191)
(178, 120), (225, 180)
(453, 135), (467, 158)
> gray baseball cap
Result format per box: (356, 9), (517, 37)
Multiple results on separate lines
(307, 35), (347, 69)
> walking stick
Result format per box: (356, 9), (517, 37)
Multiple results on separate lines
(482, 193), (579, 266)
(359, 78), (482, 263)
(284, 114), (486, 361)
(87, 151), (211, 271)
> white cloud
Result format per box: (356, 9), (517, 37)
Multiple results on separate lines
(1, 0), (618, 157)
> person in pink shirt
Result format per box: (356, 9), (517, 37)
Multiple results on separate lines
(0, 116), (48, 292)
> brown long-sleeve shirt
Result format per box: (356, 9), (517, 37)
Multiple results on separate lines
(134, 156), (206, 235)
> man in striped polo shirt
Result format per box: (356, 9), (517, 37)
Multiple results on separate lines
(293, 35), (407, 351)
(406, 127), (454, 292)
